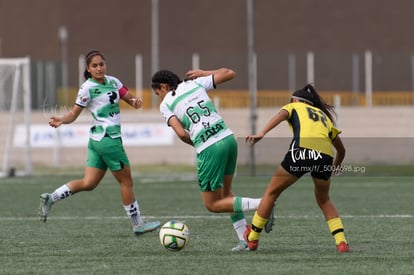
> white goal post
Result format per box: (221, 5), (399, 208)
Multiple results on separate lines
(0, 57), (32, 177)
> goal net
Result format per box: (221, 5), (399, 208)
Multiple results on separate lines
(0, 57), (32, 177)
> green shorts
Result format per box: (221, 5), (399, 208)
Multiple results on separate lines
(197, 134), (237, 192)
(87, 136), (130, 171)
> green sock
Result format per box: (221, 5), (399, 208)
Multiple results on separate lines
(233, 196), (243, 213)
(230, 212), (245, 223)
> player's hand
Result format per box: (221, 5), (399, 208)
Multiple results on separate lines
(185, 69), (203, 80)
(245, 134), (263, 145)
(49, 117), (62, 128)
(129, 97), (143, 109)
(332, 165), (342, 176)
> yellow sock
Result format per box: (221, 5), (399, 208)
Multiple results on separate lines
(248, 212), (268, 241)
(327, 217), (347, 245)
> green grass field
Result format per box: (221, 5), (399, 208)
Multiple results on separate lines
(0, 167), (413, 274)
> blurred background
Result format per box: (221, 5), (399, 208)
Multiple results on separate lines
(0, 0), (413, 175)
(1, 0), (414, 107)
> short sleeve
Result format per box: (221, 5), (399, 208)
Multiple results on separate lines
(160, 103), (175, 126)
(75, 84), (90, 107)
(119, 85), (129, 98)
(329, 126), (342, 140)
(281, 103), (294, 119)
(194, 75), (215, 91)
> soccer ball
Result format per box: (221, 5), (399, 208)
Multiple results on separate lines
(159, 220), (190, 251)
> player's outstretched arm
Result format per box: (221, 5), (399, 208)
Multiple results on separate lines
(49, 105), (83, 128)
(246, 110), (288, 145)
(185, 68), (235, 85)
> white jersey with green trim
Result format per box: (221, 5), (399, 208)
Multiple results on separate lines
(75, 75), (125, 141)
(159, 75), (233, 153)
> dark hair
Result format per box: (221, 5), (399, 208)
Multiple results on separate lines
(83, 50), (105, 80)
(151, 70), (182, 96)
(292, 84), (336, 123)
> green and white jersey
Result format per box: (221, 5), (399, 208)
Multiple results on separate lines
(76, 75), (128, 141)
(159, 75), (233, 153)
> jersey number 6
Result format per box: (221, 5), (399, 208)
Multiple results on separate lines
(306, 107), (327, 127)
(186, 100), (211, 123)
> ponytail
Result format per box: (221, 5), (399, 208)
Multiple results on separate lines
(83, 70), (91, 80)
(292, 84), (336, 124)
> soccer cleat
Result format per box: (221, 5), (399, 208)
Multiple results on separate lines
(231, 240), (249, 252)
(336, 241), (350, 253)
(39, 193), (53, 222)
(243, 225), (259, 251)
(133, 221), (161, 236)
(264, 203), (276, 233)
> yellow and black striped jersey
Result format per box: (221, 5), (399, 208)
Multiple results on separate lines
(282, 102), (341, 157)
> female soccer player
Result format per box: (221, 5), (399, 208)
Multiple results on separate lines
(151, 68), (266, 251)
(39, 50), (160, 235)
(244, 84), (350, 253)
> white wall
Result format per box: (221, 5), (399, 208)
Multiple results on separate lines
(1, 106), (413, 170)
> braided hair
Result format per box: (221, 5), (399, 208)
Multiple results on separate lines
(291, 84), (336, 124)
(151, 70), (182, 96)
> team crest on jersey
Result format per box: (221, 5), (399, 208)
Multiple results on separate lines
(110, 81), (117, 88)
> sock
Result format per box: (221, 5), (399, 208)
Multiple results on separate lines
(51, 184), (72, 202)
(327, 217), (347, 245)
(124, 200), (143, 227)
(233, 196), (261, 212)
(248, 212), (268, 241)
(230, 212), (246, 241)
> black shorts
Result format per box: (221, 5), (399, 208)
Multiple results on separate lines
(280, 147), (334, 180)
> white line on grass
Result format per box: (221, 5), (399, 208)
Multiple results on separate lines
(0, 214), (412, 221)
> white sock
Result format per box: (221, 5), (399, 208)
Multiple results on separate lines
(124, 200), (143, 227)
(241, 198), (261, 212)
(233, 218), (247, 241)
(51, 184), (72, 202)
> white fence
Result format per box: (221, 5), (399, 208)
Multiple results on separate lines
(1, 106), (413, 174)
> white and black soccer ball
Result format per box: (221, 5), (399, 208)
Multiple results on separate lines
(159, 220), (190, 251)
